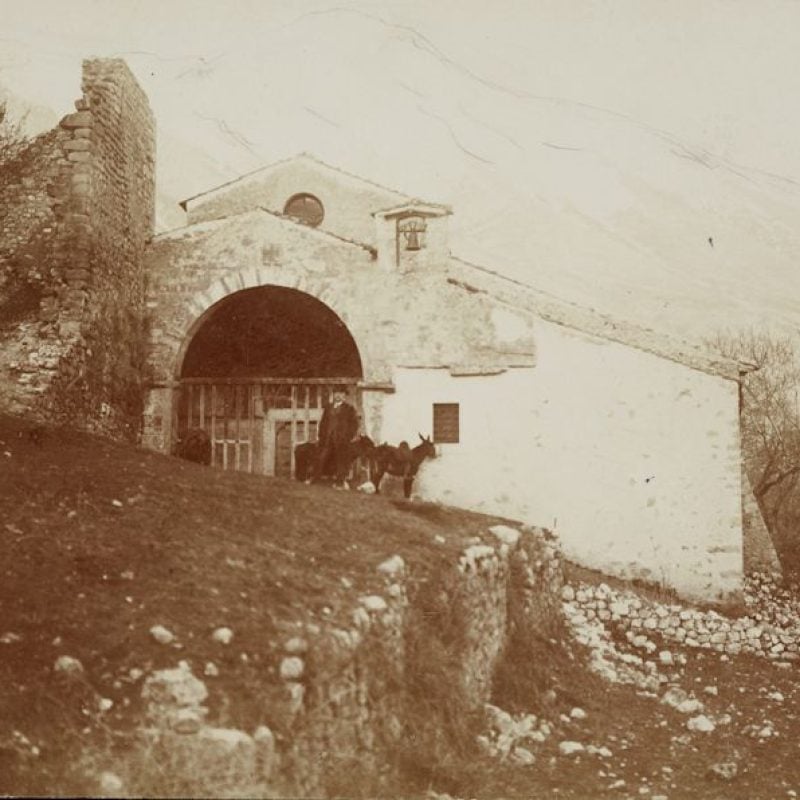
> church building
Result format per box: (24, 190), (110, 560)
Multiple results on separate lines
(142, 153), (761, 602)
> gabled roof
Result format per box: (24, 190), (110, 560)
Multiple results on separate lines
(373, 200), (452, 218)
(179, 152), (420, 211)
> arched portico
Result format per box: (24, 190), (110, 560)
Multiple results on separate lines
(146, 276), (369, 477)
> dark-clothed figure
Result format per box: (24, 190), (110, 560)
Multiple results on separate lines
(313, 390), (359, 486)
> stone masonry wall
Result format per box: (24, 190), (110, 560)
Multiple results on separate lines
(134, 524), (563, 798)
(0, 59), (155, 438)
(0, 131), (68, 414)
(563, 573), (800, 662)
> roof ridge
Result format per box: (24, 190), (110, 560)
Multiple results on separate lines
(178, 152), (421, 210)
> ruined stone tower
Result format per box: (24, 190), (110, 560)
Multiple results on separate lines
(0, 59), (155, 437)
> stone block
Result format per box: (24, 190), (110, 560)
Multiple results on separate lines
(60, 111), (93, 129)
(63, 139), (92, 152)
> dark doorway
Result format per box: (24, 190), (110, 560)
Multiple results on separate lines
(177, 286), (363, 476)
(181, 286), (362, 379)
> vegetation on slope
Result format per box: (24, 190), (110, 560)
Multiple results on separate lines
(2, 411), (799, 799)
(0, 412), (504, 795)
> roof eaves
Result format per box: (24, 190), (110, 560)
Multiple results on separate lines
(449, 257), (748, 381)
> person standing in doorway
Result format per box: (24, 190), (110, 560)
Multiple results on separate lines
(313, 389), (359, 487)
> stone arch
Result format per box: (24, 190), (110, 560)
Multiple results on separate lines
(173, 268), (366, 381)
(179, 285), (363, 380)
(163, 272), (370, 477)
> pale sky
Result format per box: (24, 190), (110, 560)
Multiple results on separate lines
(2, 0), (800, 340)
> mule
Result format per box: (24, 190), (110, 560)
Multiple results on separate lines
(295, 434), (375, 485)
(370, 434), (436, 499)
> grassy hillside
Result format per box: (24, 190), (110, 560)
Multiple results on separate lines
(0, 412), (509, 795)
(2, 412), (799, 799)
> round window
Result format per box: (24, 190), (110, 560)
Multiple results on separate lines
(283, 193), (324, 227)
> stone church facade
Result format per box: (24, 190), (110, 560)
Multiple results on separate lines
(0, 60), (778, 603)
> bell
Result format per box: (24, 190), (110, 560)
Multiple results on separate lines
(405, 229), (421, 251)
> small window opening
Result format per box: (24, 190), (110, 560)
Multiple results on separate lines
(433, 403), (459, 443)
(284, 193), (324, 227)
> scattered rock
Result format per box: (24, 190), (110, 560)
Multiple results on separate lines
(570, 707), (587, 720)
(586, 744), (613, 758)
(280, 656), (304, 680)
(707, 761), (738, 781)
(360, 595), (388, 612)
(285, 637), (308, 655)
(54, 655), (84, 675)
(98, 697), (113, 712)
(511, 745), (536, 766)
(141, 661), (208, 718)
(211, 626), (234, 645)
(661, 687), (688, 709)
(98, 771), (124, 794)
(204, 661), (219, 677)
(150, 625), (175, 645)
(559, 741), (585, 756)
(377, 555), (405, 577)
(676, 698), (704, 715)
(489, 524), (521, 547)
(687, 715), (716, 733)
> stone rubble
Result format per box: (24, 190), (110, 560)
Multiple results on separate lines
(54, 655), (84, 675)
(149, 624), (175, 645)
(98, 771), (124, 795)
(564, 573), (800, 663)
(563, 603), (667, 692)
(686, 715), (716, 733)
(211, 626), (234, 645)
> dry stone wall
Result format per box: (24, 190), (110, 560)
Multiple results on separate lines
(563, 572), (800, 662)
(127, 524), (563, 798)
(0, 59), (154, 437)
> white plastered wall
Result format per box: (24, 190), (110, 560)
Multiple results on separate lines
(377, 318), (743, 602)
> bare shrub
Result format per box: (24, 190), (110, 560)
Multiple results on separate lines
(0, 101), (30, 179)
(712, 330), (800, 574)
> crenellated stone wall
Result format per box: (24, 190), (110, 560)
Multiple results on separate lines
(0, 59), (155, 438)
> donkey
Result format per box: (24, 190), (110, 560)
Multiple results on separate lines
(295, 434), (375, 485)
(370, 434), (436, 499)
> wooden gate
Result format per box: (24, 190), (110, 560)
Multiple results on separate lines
(176, 378), (360, 477)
